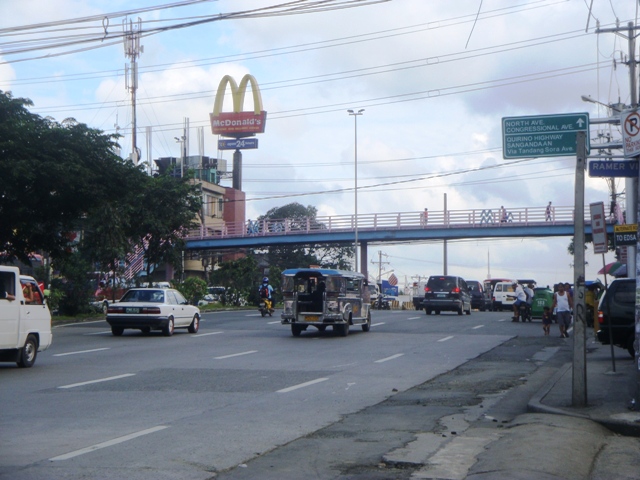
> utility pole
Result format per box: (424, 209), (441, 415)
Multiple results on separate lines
(124, 18), (143, 165)
(573, 131), (587, 407)
(371, 250), (390, 288)
(594, 21), (640, 409)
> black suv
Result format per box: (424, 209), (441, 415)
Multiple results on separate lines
(423, 275), (471, 315)
(596, 278), (636, 358)
(467, 280), (490, 311)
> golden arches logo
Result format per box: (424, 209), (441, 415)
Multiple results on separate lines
(210, 74), (267, 137)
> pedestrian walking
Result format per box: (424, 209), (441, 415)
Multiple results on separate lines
(546, 201), (553, 221)
(542, 306), (552, 335)
(420, 208), (428, 227)
(500, 206), (508, 223)
(552, 283), (573, 338)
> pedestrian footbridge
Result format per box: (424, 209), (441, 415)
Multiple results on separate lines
(185, 205), (613, 251)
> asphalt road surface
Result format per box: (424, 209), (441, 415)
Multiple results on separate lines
(0, 308), (563, 479)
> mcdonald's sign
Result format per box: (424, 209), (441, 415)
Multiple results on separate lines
(210, 74), (267, 137)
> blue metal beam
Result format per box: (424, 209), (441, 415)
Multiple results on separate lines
(185, 223), (615, 251)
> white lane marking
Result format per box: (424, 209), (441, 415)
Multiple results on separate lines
(54, 320), (105, 328)
(371, 322), (385, 327)
(54, 348), (110, 357)
(375, 353), (404, 363)
(267, 320), (280, 324)
(438, 336), (454, 342)
(49, 426), (168, 461)
(472, 325), (484, 330)
(58, 374), (135, 390)
(191, 331), (223, 337)
(246, 313), (263, 317)
(214, 350), (257, 360)
(84, 331), (112, 336)
(498, 318), (508, 322)
(277, 377), (328, 393)
(407, 316), (421, 320)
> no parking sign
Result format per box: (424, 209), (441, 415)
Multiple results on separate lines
(622, 109), (640, 156)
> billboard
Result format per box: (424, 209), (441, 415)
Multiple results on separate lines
(210, 74), (267, 138)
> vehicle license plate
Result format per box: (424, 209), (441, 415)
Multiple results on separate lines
(126, 307), (139, 314)
(305, 315), (318, 322)
(437, 294), (446, 298)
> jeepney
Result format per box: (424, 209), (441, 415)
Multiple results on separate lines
(280, 268), (371, 337)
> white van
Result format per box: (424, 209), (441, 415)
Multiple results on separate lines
(0, 266), (53, 367)
(492, 281), (517, 311)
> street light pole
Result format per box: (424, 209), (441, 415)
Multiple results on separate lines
(348, 109), (364, 272)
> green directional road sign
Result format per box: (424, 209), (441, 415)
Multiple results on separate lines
(502, 113), (589, 159)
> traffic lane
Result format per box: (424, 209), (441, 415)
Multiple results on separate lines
(1, 312), (513, 476)
(23, 331), (512, 476)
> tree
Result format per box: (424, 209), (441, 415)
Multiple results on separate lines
(209, 256), (258, 306)
(0, 90), (143, 264)
(257, 203), (354, 271)
(129, 173), (203, 281)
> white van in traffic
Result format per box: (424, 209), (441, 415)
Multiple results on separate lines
(492, 281), (517, 311)
(0, 266), (53, 367)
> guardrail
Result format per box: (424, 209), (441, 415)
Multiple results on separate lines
(185, 205), (604, 241)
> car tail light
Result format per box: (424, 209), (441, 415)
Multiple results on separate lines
(141, 307), (161, 314)
(451, 287), (460, 293)
(424, 286), (430, 293)
(107, 306), (125, 314)
(598, 310), (604, 325)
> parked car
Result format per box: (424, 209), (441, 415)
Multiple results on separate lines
(106, 288), (200, 337)
(596, 278), (636, 358)
(467, 280), (490, 311)
(422, 275), (471, 315)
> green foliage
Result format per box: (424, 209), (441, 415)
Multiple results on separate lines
(258, 202), (354, 272)
(0, 91), (141, 264)
(130, 172), (203, 279)
(51, 254), (95, 316)
(177, 277), (208, 305)
(209, 256), (257, 306)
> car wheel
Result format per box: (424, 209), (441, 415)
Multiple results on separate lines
(466, 305), (471, 315)
(335, 322), (349, 337)
(188, 314), (200, 334)
(457, 306), (463, 315)
(627, 336), (636, 358)
(292, 324), (303, 337)
(425, 309), (432, 315)
(17, 334), (38, 368)
(362, 313), (371, 332)
(111, 326), (124, 336)
(163, 317), (175, 337)
(260, 310), (266, 317)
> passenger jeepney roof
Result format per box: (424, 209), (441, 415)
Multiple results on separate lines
(281, 268), (365, 278)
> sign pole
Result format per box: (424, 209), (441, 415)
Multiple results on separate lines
(573, 131), (587, 407)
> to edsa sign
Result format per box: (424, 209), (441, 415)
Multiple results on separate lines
(210, 74), (267, 138)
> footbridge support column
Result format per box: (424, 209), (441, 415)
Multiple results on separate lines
(360, 241), (368, 279)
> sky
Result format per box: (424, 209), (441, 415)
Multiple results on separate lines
(1, 0), (637, 291)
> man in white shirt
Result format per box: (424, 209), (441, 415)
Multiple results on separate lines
(512, 282), (527, 322)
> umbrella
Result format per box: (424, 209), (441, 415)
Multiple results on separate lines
(598, 261), (625, 276)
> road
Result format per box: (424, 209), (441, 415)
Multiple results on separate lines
(0, 308), (563, 479)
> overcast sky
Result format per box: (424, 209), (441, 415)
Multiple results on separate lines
(1, 0), (637, 290)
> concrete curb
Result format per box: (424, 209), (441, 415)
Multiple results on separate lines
(527, 361), (640, 437)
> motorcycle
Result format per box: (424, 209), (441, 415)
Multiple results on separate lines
(259, 298), (275, 317)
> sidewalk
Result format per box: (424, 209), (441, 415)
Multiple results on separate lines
(528, 336), (640, 436)
(393, 334), (640, 479)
